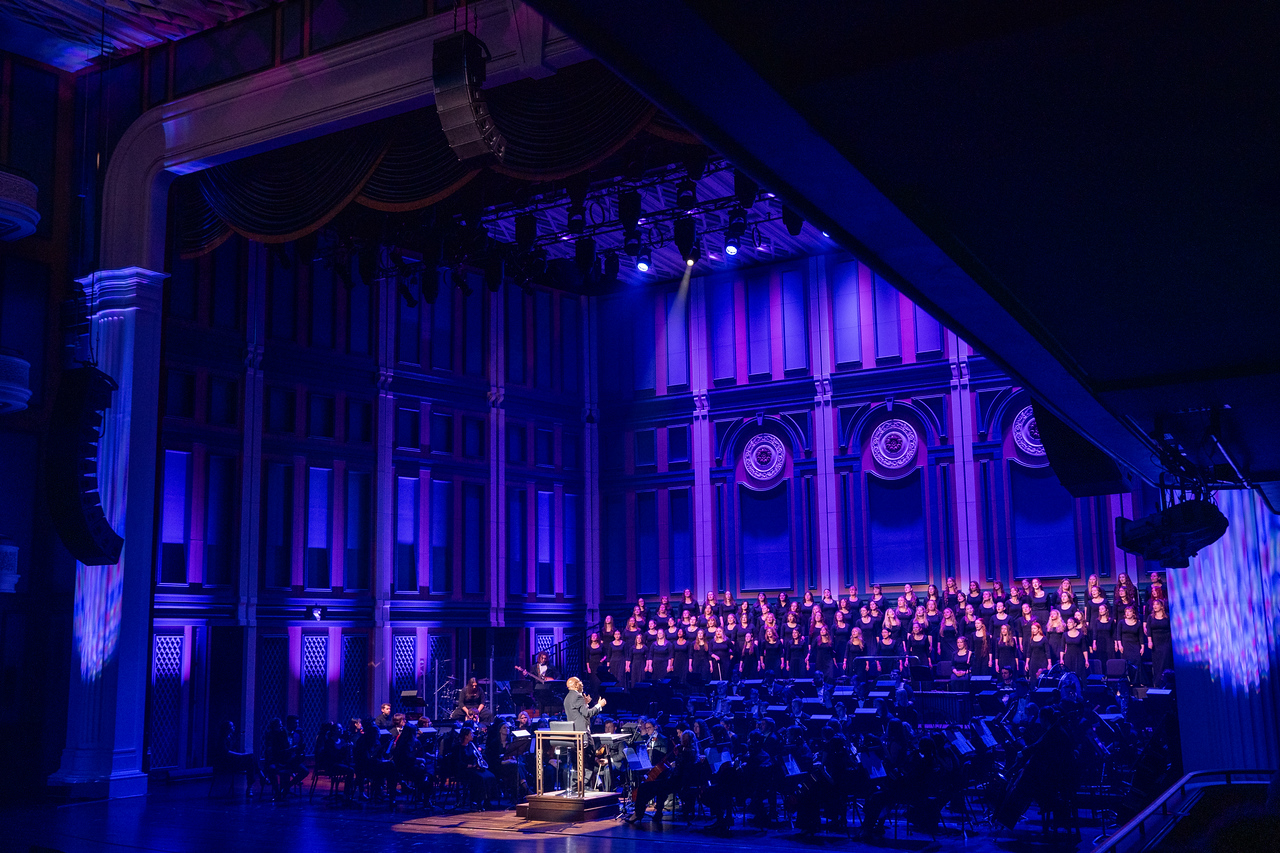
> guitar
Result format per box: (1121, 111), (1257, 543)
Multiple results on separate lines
(515, 665), (553, 684)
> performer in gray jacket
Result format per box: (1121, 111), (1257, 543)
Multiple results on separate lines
(563, 677), (606, 788)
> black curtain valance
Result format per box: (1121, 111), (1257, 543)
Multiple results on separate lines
(174, 61), (674, 256)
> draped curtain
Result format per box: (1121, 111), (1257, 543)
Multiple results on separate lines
(175, 61), (673, 257)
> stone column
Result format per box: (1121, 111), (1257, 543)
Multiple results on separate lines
(687, 275), (718, 595)
(48, 267), (167, 798)
(946, 332), (982, 580)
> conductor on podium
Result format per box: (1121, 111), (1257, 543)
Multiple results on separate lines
(563, 677), (606, 786)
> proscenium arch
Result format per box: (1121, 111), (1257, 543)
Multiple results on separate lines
(98, 1), (589, 272)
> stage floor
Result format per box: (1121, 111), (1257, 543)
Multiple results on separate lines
(0, 779), (1092, 853)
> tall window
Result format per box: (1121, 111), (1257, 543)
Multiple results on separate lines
(536, 491), (554, 595)
(305, 467), (332, 589)
(430, 278), (453, 371)
(430, 480), (453, 594)
(561, 295), (581, 393)
(394, 476), (418, 592)
(746, 274), (772, 376)
(831, 259), (861, 366)
(504, 287), (524, 383)
(204, 455), (237, 586)
(666, 291), (688, 387)
(345, 471), (372, 590)
(159, 450), (190, 584)
(564, 493), (581, 598)
(311, 260), (335, 349)
(397, 295), (420, 364)
(462, 483), (484, 595)
(264, 462), (294, 588)
(508, 488), (527, 595)
(780, 269), (807, 370)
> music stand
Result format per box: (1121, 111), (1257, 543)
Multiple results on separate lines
(535, 729), (588, 798)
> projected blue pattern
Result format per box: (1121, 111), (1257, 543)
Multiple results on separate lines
(1172, 489), (1280, 691)
(73, 562), (124, 680)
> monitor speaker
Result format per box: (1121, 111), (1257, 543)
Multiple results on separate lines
(46, 366), (124, 565)
(1031, 400), (1129, 497)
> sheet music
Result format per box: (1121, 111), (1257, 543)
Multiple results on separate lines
(783, 755), (802, 777)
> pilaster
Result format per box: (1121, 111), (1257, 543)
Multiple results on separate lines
(48, 267), (167, 798)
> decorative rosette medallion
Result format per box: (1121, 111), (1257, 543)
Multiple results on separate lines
(742, 432), (786, 482)
(870, 419), (919, 470)
(1012, 405), (1046, 457)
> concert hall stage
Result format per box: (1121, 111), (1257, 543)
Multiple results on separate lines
(0, 778), (1091, 853)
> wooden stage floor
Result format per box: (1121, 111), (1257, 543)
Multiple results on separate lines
(0, 779), (1092, 853)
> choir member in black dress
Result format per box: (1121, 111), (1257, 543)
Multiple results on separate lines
(832, 611), (852, 675)
(970, 619), (993, 675)
(1045, 610), (1067, 664)
(626, 633), (648, 688)
(623, 617), (643, 648)
(644, 618), (662, 646)
(820, 588), (839, 623)
(925, 599), (943, 639)
(882, 610), (905, 645)
(1086, 584), (1110, 625)
(996, 624), (1020, 674)
(857, 606), (878, 642)
(787, 627), (810, 676)
(1114, 584), (1139, 623)
(939, 608), (961, 661)
(869, 584), (888, 613)
(671, 629), (691, 683)
(991, 599), (1014, 636)
(875, 626), (901, 674)
(905, 623), (932, 668)
(951, 636), (974, 681)
(739, 631), (761, 678)
(847, 627), (869, 680)
(761, 627), (784, 673)
(586, 632), (606, 693)
(811, 626), (837, 680)
(691, 629), (711, 682)
(724, 613), (744, 654)
(647, 631), (673, 681)
(1029, 577), (1052, 621)
(979, 590), (998, 621)
(710, 628), (733, 681)
(607, 630), (627, 683)
(1146, 599), (1174, 688)
(1118, 605), (1146, 682)
(1062, 616), (1089, 678)
(992, 580), (1007, 604)
(1091, 604), (1116, 668)
(1017, 603), (1037, 652)
(1026, 622), (1050, 678)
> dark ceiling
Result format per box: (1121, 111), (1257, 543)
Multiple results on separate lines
(531, 0), (1280, 509)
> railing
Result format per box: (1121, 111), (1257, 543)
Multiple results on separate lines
(1091, 768), (1274, 853)
(546, 621), (602, 679)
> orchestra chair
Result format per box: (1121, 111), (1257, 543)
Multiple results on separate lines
(308, 757), (348, 802)
(909, 664), (935, 691)
(933, 661), (953, 682)
(1104, 659), (1132, 695)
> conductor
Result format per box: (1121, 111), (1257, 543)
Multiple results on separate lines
(563, 677), (606, 788)
(563, 676), (606, 730)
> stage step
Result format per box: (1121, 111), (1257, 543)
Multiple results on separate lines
(518, 791), (619, 822)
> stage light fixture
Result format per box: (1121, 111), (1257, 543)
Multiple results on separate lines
(674, 215), (696, 264)
(619, 189), (641, 232)
(451, 265), (472, 295)
(724, 208), (746, 256)
(733, 170), (758, 209)
(575, 236), (596, 276)
(307, 605), (326, 621)
(397, 280), (419, 308)
(781, 205), (804, 236)
(567, 181), (588, 234)
(636, 249), (651, 273)
(686, 245), (701, 267)
(676, 179), (697, 212)
(623, 229), (641, 256)
(515, 212), (537, 252)
(483, 255), (504, 291)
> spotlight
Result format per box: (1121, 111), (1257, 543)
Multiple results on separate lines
(623, 229), (641, 256)
(674, 215), (696, 264)
(567, 180), (588, 234)
(451, 266), (472, 295)
(397, 280), (419, 308)
(483, 255), (504, 291)
(515, 212), (537, 252)
(724, 207), (746, 256)
(686, 245), (701, 267)
(781, 205), (804, 236)
(575, 236), (596, 277)
(307, 605), (326, 621)
(619, 189), (641, 232)
(636, 249), (651, 273)
(733, 170), (758, 209)
(676, 179), (697, 212)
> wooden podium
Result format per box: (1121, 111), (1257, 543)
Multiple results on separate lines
(519, 729), (618, 822)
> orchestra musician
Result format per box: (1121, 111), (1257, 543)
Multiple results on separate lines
(452, 677), (494, 723)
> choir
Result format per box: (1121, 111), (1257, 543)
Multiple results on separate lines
(583, 572), (1174, 690)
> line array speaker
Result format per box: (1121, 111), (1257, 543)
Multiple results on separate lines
(433, 31), (506, 163)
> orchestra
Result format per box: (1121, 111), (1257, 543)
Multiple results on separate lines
(229, 575), (1174, 838)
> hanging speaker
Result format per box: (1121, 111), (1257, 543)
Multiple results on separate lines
(432, 31), (506, 163)
(1031, 400), (1129, 497)
(46, 366), (124, 565)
